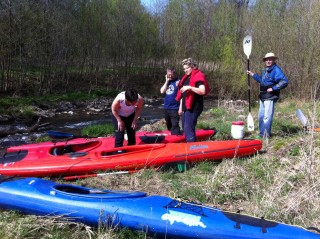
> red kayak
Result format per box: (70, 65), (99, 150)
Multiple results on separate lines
(6, 129), (215, 159)
(0, 139), (262, 177)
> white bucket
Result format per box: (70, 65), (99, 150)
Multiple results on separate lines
(231, 121), (245, 139)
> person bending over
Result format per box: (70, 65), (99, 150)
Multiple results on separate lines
(111, 88), (144, 147)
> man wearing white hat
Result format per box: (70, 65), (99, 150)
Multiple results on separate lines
(247, 52), (288, 138)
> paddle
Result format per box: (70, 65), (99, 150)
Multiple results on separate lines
(296, 109), (320, 132)
(48, 130), (90, 139)
(63, 169), (142, 181)
(296, 109), (308, 130)
(0, 140), (27, 148)
(243, 35), (254, 132)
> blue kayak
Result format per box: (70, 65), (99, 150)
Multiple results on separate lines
(0, 176), (318, 239)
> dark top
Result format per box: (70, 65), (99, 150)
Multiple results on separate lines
(182, 77), (204, 114)
(164, 77), (180, 110)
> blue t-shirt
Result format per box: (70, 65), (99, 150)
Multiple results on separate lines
(164, 78), (180, 110)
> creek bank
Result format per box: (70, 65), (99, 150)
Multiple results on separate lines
(1, 96), (160, 122)
(0, 97), (248, 145)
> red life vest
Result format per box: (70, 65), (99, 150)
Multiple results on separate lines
(176, 68), (211, 110)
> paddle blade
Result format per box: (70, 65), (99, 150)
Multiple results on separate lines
(0, 141), (27, 148)
(247, 113), (254, 131)
(48, 130), (74, 139)
(295, 109), (308, 127)
(243, 35), (252, 59)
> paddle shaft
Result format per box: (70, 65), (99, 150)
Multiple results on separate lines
(247, 59), (251, 113)
(63, 170), (140, 180)
(48, 130), (90, 139)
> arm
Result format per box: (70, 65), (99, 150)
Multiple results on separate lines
(272, 68), (288, 91)
(132, 97), (144, 130)
(178, 99), (183, 115)
(160, 75), (170, 94)
(247, 70), (262, 83)
(180, 81), (206, 95)
(180, 84), (206, 95)
(111, 96), (124, 131)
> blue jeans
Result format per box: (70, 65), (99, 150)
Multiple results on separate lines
(258, 100), (275, 138)
(182, 110), (200, 142)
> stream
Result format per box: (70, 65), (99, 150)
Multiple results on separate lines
(0, 97), (218, 146)
(0, 98), (167, 145)
(45, 99), (165, 132)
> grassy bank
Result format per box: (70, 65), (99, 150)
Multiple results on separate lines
(0, 99), (319, 238)
(0, 90), (118, 115)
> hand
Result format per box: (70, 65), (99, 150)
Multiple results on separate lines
(180, 86), (191, 93)
(118, 121), (125, 131)
(131, 120), (138, 130)
(267, 88), (273, 92)
(247, 70), (254, 77)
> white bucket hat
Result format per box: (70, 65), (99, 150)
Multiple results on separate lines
(263, 52), (278, 61)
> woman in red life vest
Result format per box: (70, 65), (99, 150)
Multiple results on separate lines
(176, 58), (210, 142)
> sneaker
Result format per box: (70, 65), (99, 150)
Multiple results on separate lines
(253, 135), (263, 139)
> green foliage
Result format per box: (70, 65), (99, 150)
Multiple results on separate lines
(219, 36), (247, 99)
(288, 172), (305, 184)
(247, 157), (276, 182)
(0, 97), (35, 109)
(211, 122), (231, 140)
(81, 123), (114, 137)
(1, 0), (319, 98)
(0, 92), (117, 115)
(196, 121), (214, 130)
(36, 136), (52, 143)
(288, 146), (300, 156)
(109, 228), (147, 239)
(0, 211), (93, 239)
(135, 168), (158, 181)
(92, 89), (118, 98)
(192, 161), (220, 173)
(204, 107), (235, 139)
(214, 192), (238, 204)
(179, 187), (207, 202)
(208, 107), (227, 118)
(272, 140), (287, 151)
(161, 171), (180, 182)
(273, 119), (301, 136)
(50, 92), (115, 102)
(18, 106), (36, 118)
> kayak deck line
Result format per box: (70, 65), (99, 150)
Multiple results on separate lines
(165, 199), (207, 217)
(50, 140), (102, 155)
(51, 184), (147, 199)
(174, 143), (262, 158)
